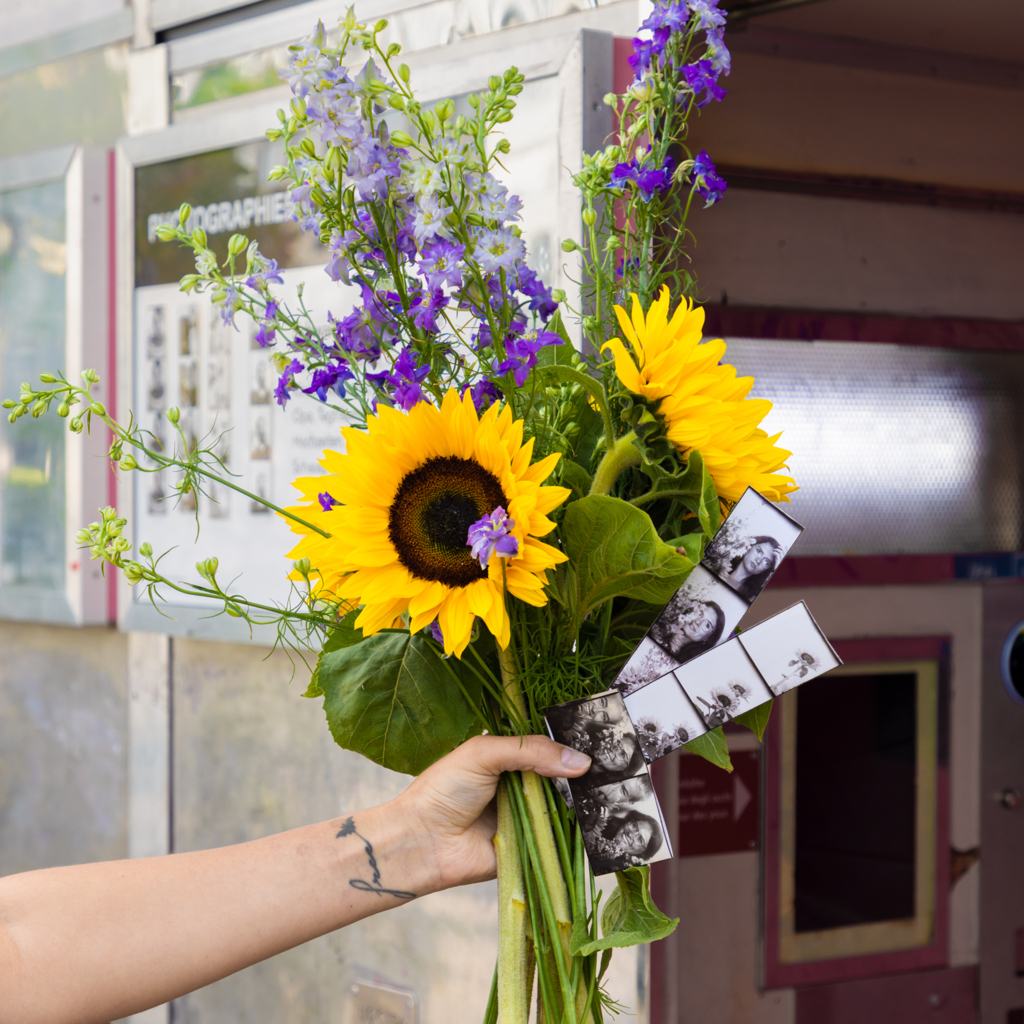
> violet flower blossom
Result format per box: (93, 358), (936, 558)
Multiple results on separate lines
(692, 150), (727, 206)
(318, 492), (338, 511)
(681, 59), (727, 107)
(275, 359), (304, 407)
(467, 506), (519, 569)
(417, 238), (466, 289)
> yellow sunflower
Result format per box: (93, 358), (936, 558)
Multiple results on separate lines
(284, 388), (570, 657)
(603, 287), (797, 505)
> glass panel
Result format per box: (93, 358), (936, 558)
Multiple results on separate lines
(0, 45), (128, 159)
(726, 339), (1024, 555)
(0, 179), (66, 593)
(171, 0), (621, 110)
(795, 671), (917, 932)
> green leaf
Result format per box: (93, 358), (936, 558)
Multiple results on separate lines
(676, 450), (721, 539)
(562, 494), (694, 625)
(734, 699), (772, 742)
(302, 614), (363, 697)
(559, 460), (593, 501)
(571, 867), (678, 956)
(683, 727), (733, 772)
(665, 532), (704, 565)
(315, 631), (484, 775)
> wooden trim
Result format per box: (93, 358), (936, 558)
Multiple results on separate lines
(764, 642), (951, 988)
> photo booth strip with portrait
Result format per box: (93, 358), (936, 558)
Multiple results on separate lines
(613, 565), (749, 696)
(544, 691), (673, 875)
(612, 489), (805, 697)
(701, 487), (804, 605)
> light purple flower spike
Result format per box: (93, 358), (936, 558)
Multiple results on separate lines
(467, 506), (519, 570)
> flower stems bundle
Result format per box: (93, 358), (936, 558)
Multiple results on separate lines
(4, 3), (800, 1020)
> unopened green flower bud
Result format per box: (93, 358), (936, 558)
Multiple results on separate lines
(38, 372), (57, 383)
(1, 399), (15, 409)
(192, 227), (207, 247)
(139, 542), (153, 558)
(120, 454), (138, 471)
(399, 63), (411, 82)
(90, 402), (106, 416)
(561, 239), (580, 252)
(488, 75), (502, 91)
(154, 224), (177, 242)
(227, 233), (248, 257)
(75, 528), (91, 545)
(101, 506), (116, 521)
(225, 603), (243, 617)
(82, 368), (100, 383)
(69, 417), (84, 433)
(114, 536), (131, 552)
(552, 288), (566, 302)
(123, 561), (145, 583)
(30, 401), (46, 418)
(167, 407), (180, 425)
(390, 129), (414, 147)
(582, 208), (597, 226)
(178, 203), (192, 225)
(293, 557), (312, 576)
(300, 138), (317, 157)
(58, 402), (70, 417)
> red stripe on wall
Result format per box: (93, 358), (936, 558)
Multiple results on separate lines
(107, 148), (118, 625)
(767, 555), (957, 589)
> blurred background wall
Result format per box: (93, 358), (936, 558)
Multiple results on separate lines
(0, 1), (1022, 1023)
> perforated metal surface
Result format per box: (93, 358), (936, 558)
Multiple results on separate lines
(725, 339), (1024, 556)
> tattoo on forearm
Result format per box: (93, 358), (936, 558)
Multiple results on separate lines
(336, 817), (416, 899)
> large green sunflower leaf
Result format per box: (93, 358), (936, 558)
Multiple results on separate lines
(571, 867), (678, 956)
(734, 699), (772, 742)
(314, 631), (484, 775)
(561, 494), (693, 624)
(683, 726), (733, 772)
(302, 613), (363, 698)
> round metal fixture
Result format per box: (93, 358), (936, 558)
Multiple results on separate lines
(999, 619), (1024, 706)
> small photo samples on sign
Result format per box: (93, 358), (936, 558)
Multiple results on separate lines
(737, 602), (841, 696)
(545, 691), (673, 875)
(614, 565), (749, 696)
(702, 488), (804, 604)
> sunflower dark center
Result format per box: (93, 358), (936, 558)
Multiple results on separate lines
(389, 456), (508, 587)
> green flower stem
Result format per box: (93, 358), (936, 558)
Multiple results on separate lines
(495, 779), (531, 1024)
(588, 431), (641, 496)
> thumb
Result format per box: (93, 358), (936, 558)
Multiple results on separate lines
(455, 734), (591, 781)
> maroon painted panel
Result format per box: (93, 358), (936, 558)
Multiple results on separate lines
(763, 637), (951, 988)
(795, 967), (977, 1024)
(677, 749), (759, 856)
(767, 554), (956, 589)
(702, 303), (1024, 353)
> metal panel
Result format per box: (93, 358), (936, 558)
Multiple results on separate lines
(0, 7), (132, 78)
(725, 339), (1024, 557)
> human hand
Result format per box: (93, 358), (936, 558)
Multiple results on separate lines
(392, 734), (591, 893)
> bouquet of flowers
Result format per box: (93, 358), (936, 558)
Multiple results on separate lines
(5, 3), (796, 1020)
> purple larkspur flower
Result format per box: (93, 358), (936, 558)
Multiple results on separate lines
(275, 359), (304, 407)
(681, 59), (726, 107)
(468, 379), (501, 410)
(429, 619), (444, 644)
(516, 266), (558, 322)
(255, 321), (276, 347)
(302, 362), (354, 402)
(417, 237), (466, 290)
(332, 285), (396, 360)
(467, 506), (519, 569)
(609, 155), (674, 201)
(318, 492), (338, 511)
(474, 227), (525, 274)
(410, 288), (449, 333)
(641, 0), (690, 34)
(692, 150), (727, 206)
(615, 255), (642, 280)
(705, 26), (731, 73)
(219, 286), (239, 326)
(689, 0), (726, 30)
(245, 256), (284, 289)
(628, 36), (660, 79)
(352, 144), (402, 200)
(495, 328), (562, 386)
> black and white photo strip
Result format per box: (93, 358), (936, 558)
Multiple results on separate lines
(612, 489), (804, 698)
(702, 487), (804, 604)
(545, 691), (673, 876)
(623, 601), (842, 764)
(737, 601), (842, 696)
(613, 565), (749, 696)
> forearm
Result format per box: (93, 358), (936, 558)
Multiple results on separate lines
(0, 801), (433, 1024)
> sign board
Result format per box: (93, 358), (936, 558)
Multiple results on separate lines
(677, 748), (759, 857)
